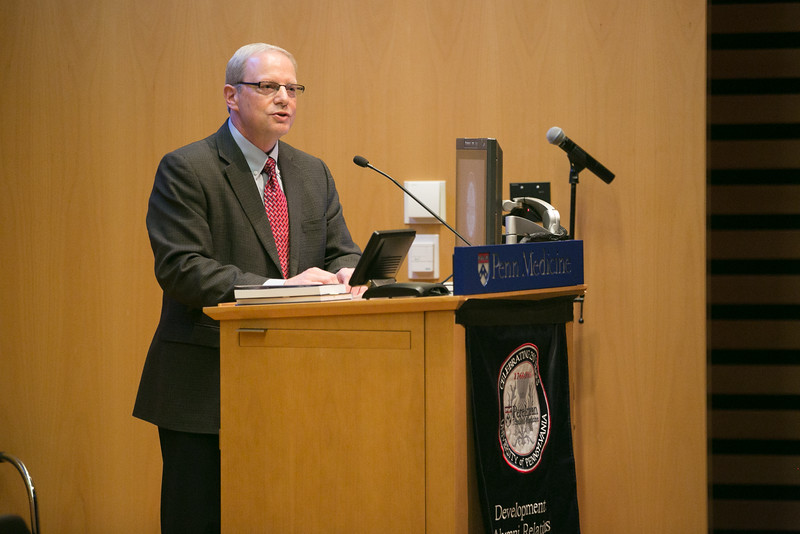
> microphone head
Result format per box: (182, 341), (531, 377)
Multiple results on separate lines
(353, 155), (370, 167)
(546, 127), (564, 145)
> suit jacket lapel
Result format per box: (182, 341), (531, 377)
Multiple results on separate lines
(214, 122), (283, 275)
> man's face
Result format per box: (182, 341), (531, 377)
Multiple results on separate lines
(225, 51), (298, 152)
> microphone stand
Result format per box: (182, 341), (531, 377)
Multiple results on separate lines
(564, 153), (589, 240)
(549, 131), (614, 322)
(565, 159), (586, 322)
(568, 163), (579, 240)
(557, 138), (614, 240)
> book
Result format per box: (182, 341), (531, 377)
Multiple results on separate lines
(235, 293), (353, 306)
(234, 283), (348, 300)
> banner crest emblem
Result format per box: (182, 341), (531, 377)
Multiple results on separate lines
(498, 343), (550, 472)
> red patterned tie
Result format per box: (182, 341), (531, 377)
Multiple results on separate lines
(264, 157), (289, 278)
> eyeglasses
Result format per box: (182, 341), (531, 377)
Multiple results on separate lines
(235, 81), (305, 97)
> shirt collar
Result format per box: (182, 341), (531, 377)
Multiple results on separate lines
(227, 118), (279, 177)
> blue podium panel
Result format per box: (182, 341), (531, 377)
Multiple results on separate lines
(452, 241), (584, 295)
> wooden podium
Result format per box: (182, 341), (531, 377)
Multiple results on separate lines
(205, 286), (584, 533)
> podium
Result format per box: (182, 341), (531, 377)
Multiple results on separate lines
(205, 285), (584, 533)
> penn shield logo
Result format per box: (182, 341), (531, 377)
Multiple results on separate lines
(498, 343), (550, 473)
(478, 253), (490, 287)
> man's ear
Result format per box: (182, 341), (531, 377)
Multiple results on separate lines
(223, 84), (239, 112)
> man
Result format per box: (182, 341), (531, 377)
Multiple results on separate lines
(133, 43), (364, 533)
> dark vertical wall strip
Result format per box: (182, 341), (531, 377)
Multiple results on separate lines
(709, 1), (800, 532)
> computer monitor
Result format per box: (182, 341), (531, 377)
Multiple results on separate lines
(455, 138), (503, 246)
(349, 229), (417, 286)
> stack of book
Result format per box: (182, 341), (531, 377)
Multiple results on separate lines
(233, 284), (353, 305)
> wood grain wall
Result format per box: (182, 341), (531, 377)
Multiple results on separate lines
(0, 0), (707, 532)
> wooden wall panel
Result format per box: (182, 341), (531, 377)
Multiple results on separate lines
(0, 0), (707, 532)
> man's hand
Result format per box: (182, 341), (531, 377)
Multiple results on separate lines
(284, 267), (367, 298)
(335, 267), (368, 298)
(284, 267), (339, 286)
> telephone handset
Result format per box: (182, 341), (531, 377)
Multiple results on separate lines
(502, 197), (568, 243)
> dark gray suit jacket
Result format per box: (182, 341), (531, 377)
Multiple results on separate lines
(133, 121), (361, 434)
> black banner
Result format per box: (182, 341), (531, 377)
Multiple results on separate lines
(456, 298), (580, 534)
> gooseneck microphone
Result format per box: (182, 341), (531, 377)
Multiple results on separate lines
(353, 155), (472, 247)
(546, 127), (615, 184)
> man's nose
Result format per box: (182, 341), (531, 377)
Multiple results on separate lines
(273, 85), (290, 102)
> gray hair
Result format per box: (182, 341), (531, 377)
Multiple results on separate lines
(225, 43), (298, 85)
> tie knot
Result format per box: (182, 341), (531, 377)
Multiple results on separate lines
(265, 157), (277, 178)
